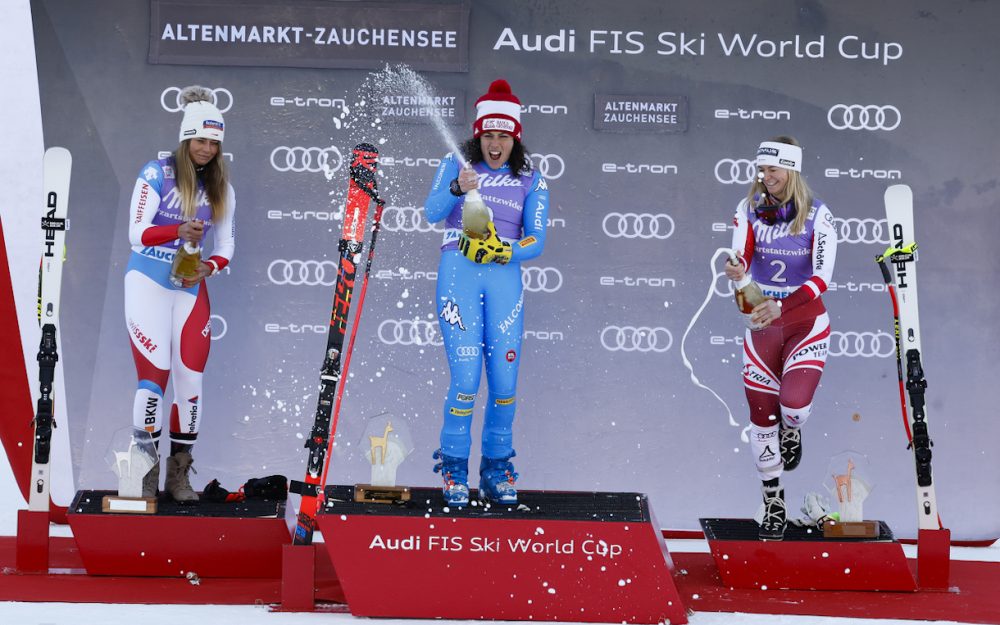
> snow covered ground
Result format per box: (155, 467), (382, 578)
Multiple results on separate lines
(1, 1), (996, 623)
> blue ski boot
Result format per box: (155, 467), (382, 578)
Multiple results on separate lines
(478, 452), (518, 505)
(433, 448), (469, 507)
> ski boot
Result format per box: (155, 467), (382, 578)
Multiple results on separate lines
(165, 452), (199, 503)
(779, 422), (802, 471)
(478, 453), (518, 505)
(433, 449), (470, 507)
(759, 483), (786, 541)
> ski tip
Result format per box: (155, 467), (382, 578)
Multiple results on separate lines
(884, 183), (912, 203)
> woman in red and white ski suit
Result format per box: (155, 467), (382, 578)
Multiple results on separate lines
(724, 136), (838, 540)
(124, 86), (235, 502)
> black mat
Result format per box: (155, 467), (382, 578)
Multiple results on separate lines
(69, 490), (286, 519)
(319, 485), (651, 522)
(700, 517), (897, 542)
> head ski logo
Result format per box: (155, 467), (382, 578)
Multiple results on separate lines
(891, 223), (908, 288)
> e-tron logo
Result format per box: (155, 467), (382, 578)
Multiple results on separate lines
(828, 331), (893, 358)
(827, 105), (901, 131)
(835, 218), (890, 244)
(160, 87), (233, 113)
(602, 213), (675, 240)
(600, 326), (673, 353)
(267, 259), (338, 286)
(715, 159), (756, 184)
(529, 154), (565, 180)
(270, 146), (344, 174)
(521, 267), (563, 293)
(383, 205), (444, 233)
(377, 318), (443, 346)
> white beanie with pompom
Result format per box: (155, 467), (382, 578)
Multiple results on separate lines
(178, 86), (225, 143)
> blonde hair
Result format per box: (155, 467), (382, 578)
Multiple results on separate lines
(745, 135), (814, 235)
(174, 140), (229, 222)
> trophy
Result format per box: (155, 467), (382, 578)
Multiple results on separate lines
(823, 450), (876, 538)
(101, 428), (158, 514)
(354, 414), (413, 504)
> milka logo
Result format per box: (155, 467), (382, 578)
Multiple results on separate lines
(440, 300), (466, 330)
(477, 173), (522, 188)
(161, 186), (210, 211)
(751, 219), (793, 243)
(141, 246), (176, 261)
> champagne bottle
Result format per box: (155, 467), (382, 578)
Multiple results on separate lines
(170, 240), (202, 287)
(726, 249), (769, 329)
(461, 188), (491, 240)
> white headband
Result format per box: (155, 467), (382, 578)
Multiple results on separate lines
(756, 141), (802, 172)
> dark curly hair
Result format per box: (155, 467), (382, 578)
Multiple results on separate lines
(459, 136), (532, 176)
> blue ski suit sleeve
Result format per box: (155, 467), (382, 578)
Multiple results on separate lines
(424, 154), (462, 224)
(511, 170), (548, 262)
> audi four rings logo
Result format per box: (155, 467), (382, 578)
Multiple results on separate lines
(268, 259), (338, 286)
(827, 105), (901, 131)
(715, 159), (756, 184)
(602, 213), (675, 239)
(377, 319), (443, 346)
(829, 331), (893, 358)
(835, 217), (890, 244)
(383, 206), (444, 233)
(521, 267), (563, 293)
(529, 154), (566, 180)
(270, 146), (344, 174)
(600, 326), (673, 353)
(160, 87), (233, 113)
(455, 345), (480, 357)
(210, 314), (227, 340)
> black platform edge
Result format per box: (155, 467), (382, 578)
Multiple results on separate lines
(69, 490), (287, 519)
(700, 518), (897, 542)
(320, 485), (651, 522)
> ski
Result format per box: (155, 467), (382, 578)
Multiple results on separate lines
(319, 192), (386, 489)
(30, 147), (72, 513)
(290, 143), (381, 546)
(882, 183), (941, 531)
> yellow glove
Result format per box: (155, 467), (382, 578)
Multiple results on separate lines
(458, 221), (512, 265)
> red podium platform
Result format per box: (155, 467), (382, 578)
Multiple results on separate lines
(318, 486), (688, 624)
(700, 518), (917, 592)
(66, 490), (291, 577)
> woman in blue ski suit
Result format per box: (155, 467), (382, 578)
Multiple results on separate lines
(423, 79), (549, 506)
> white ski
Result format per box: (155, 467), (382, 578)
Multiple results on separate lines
(29, 147), (71, 513)
(883, 183), (940, 530)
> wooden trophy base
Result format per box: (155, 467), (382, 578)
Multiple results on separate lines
(353, 484), (411, 504)
(823, 520), (879, 538)
(101, 495), (157, 514)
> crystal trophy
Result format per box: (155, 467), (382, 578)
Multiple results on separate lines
(102, 428), (158, 514)
(354, 414), (413, 504)
(823, 450), (877, 537)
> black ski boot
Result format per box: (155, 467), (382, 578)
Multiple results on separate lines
(779, 422), (802, 471)
(759, 484), (786, 541)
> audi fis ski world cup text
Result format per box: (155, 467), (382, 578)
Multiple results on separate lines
(493, 29), (902, 64)
(368, 533), (624, 559)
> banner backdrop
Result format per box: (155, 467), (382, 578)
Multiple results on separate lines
(20, 0), (1000, 539)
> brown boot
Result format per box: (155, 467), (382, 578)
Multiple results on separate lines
(141, 461), (160, 498)
(165, 452), (199, 503)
